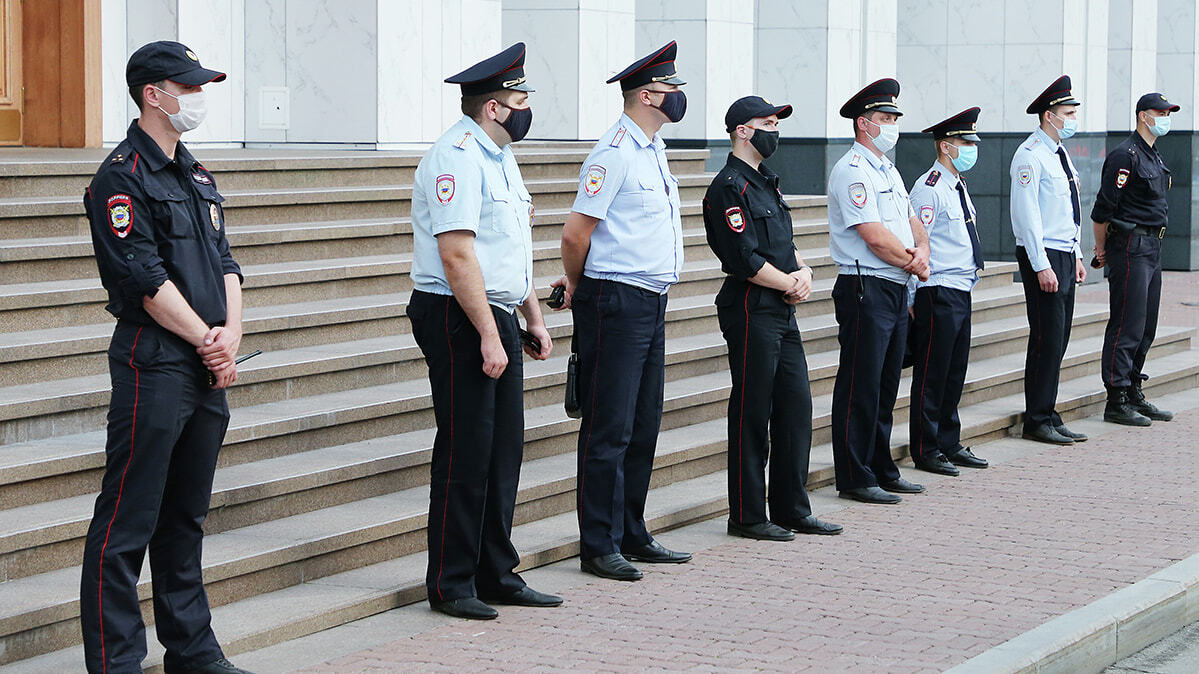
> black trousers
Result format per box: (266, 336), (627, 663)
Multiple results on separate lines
(80, 322), (227, 674)
(407, 290), (526, 602)
(909, 285), (973, 460)
(717, 282), (813, 525)
(1101, 231), (1162, 389)
(1016, 246), (1077, 430)
(830, 274), (905, 491)
(573, 276), (666, 560)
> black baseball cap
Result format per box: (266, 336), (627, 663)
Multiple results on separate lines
(126, 41), (226, 87)
(1136, 92), (1180, 113)
(725, 96), (793, 132)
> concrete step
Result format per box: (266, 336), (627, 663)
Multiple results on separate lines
(0, 316), (1182, 588)
(8, 344), (1198, 671)
(0, 147), (710, 200)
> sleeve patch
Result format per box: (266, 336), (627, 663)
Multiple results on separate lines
(435, 174), (456, 204)
(919, 204), (934, 226)
(725, 206), (745, 233)
(1017, 165), (1032, 186)
(925, 170), (940, 187)
(584, 165), (607, 196)
(1116, 168), (1130, 189)
(107, 194), (132, 239)
(849, 182), (868, 207)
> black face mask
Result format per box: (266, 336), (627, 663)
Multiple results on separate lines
(498, 104), (533, 143)
(651, 90), (687, 123)
(748, 127), (779, 158)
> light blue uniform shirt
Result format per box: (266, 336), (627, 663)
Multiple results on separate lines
(1009, 126), (1082, 272)
(827, 142), (916, 285)
(410, 116), (534, 312)
(570, 114), (684, 294)
(909, 159), (979, 293)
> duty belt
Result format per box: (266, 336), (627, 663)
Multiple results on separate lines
(1109, 222), (1165, 239)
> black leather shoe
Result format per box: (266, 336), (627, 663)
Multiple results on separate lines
(166, 658), (256, 674)
(945, 447), (988, 468)
(774, 515), (843, 535)
(430, 597), (498, 620)
(581, 553), (642, 581)
(622, 539), (692, 563)
(728, 520), (795, 541)
(480, 586), (563, 607)
(880, 477), (925, 494)
(839, 486), (902, 504)
(913, 453), (960, 476)
(1104, 389), (1152, 427)
(1130, 383), (1173, 421)
(1023, 423), (1075, 444)
(1054, 425), (1088, 442)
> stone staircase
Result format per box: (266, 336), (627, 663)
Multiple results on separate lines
(1, 145), (1197, 672)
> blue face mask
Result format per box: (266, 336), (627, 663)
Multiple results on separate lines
(1148, 114), (1171, 137)
(1051, 110), (1078, 139)
(948, 143), (978, 172)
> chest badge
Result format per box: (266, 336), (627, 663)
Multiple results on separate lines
(584, 165), (606, 196)
(1018, 165), (1032, 186)
(209, 202), (222, 231)
(436, 174), (456, 204)
(725, 206), (745, 233)
(192, 171), (212, 185)
(1116, 168), (1129, 189)
(108, 194), (132, 239)
(849, 182), (868, 208)
(919, 205), (935, 226)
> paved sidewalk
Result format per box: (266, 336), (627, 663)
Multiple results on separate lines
(257, 385), (1199, 674)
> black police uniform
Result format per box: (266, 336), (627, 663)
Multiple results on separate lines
(703, 152), (820, 526)
(79, 42), (240, 674)
(1092, 93), (1178, 416)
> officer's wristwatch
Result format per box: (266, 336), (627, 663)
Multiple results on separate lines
(798, 265), (814, 277)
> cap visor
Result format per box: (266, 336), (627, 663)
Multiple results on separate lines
(771, 104), (793, 120)
(874, 104), (903, 117)
(961, 133), (981, 142)
(508, 81), (535, 92)
(170, 67), (226, 86)
(661, 75), (686, 86)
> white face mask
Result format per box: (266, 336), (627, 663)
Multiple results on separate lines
(863, 116), (900, 153)
(153, 87), (207, 133)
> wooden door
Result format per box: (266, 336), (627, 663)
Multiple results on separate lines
(0, 0), (23, 145)
(21, 0), (101, 147)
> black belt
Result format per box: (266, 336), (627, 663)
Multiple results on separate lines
(1110, 222), (1165, 239)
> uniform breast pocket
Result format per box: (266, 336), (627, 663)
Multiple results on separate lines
(1136, 162), (1167, 196)
(878, 188), (899, 220)
(749, 203), (780, 242)
(637, 174), (667, 217)
(488, 184), (517, 233)
(1050, 173), (1072, 198)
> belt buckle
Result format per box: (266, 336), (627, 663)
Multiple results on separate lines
(1158, 227), (1165, 239)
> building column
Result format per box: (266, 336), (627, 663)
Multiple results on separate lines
(1156, 0), (1198, 269)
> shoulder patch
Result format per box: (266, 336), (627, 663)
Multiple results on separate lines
(584, 164), (606, 196)
(919, 204), (935, 226)
(725, 206), (745, 233)
(1116, 168), (1130, 189)
(610, 127), (628, 148)
(1017, 165), (1032, 186)
(107, 194), (133, 239)
(925, 170), (941, 187)
(453, 131), (472, 149)
(849, 182), (867, 208)
(849, 154), (861, 168)
(435, 174), (456, 204)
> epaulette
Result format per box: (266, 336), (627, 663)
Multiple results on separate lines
(925, 170), (940, 187)
(109, 153), (127, 164)
(610, 127), (628, 148)
(849, 153), (861, 168)
(453, 131), (472, 150)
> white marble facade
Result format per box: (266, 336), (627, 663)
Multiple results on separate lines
(98, 0), (1193, 146)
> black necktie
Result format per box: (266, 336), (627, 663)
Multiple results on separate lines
(1056, 146), (1081, 226)
(956, 178), (984, 270)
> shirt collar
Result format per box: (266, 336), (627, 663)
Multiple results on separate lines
(852, 141), (892, 172)
(1033, 126), (1060, 151)
(620, 113), (658, 149)
(934, 158), (961, 188)
(726, 153), (778, 190)
(126, 120), (192, 172)
(459, 115), (504, 158)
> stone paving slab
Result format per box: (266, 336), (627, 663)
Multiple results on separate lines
(242, 385), (1199, 674)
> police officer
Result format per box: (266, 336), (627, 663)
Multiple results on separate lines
(703, 96), (843, 541)
(907, 108), (990, 476)
(552, 41), (691, 581)
(407, 43), (561, 620)
(826, 78), (930, 505)
(80, 42), (254, 674)
(1091, 92), (1179, 426)
(1011, 75), (1088, 445)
